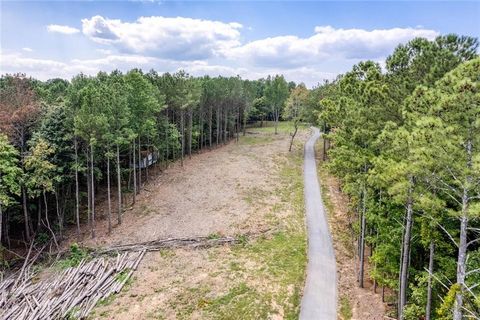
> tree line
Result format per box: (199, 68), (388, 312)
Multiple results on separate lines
(316, 34), (479, 319)
(0, 70), (296, 256)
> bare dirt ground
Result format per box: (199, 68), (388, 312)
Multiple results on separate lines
(79, 133), (280, 248)
(85, 126), (310, 319)
(315, 140), (387, 320)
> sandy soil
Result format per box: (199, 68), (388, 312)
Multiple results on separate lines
(315, 146), (387, 320)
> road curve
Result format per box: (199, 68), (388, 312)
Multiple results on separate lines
(300, 127), (337, 320)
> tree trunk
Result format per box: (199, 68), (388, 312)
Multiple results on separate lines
(188, 107), (193, 157)
(0, 203), (3, 245)
(146, 137), (150, 181)
(274, 107), (279, 135)
(243, 107), (247, 136)
(289, 125), (298, 152)
(208, 105), (213, 148)
(132, 140), (137, 204)
(116, 143), (122, 225)
(166, 108), (170, 167)
(181, 110), (185, 166)
(216, 106), (220, 146)
(74, 137), (80, 238)
(399, 179), (414, 320)
(236, 108), (240, 142)
(55, 190), (62, 240)
(107, 155), (112, 234)
(20, 186), (30, 242)
(138, 136), (142, 193)
(453, 138), (472, 320)
(90, 144), (95, 239)
(426, 241), (435, 320)
(43, 190), (58, 247)
(359, 186), (367, 288)
(36, 197), (41, 232)
(223, 109), (228, 144)
(198, 108), (203, 150)
(86, 155), (91, 232)
(454, 190), (469, 320)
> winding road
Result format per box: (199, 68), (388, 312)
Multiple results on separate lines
(300, 127), (337, 320)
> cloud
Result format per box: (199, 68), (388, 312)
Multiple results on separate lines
(4, 22), (441, 87)
(22, 47), (33, 52)
(0, 52), (338, 87)
(81, 15), (242, 60)
(47, 24), (80, 34)
(96, 48), (113, 55)
(227, 25), (439, 68)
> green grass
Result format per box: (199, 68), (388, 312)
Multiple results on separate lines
(207, 232), (222, 240)
(246, 121), (303, 134)
(339, 296), (353, 320)
(239, 134), (274, 145)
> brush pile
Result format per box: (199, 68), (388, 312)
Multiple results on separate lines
(0, 250), (145, 320)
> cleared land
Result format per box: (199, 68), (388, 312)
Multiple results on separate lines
(85, 123), (310, 319)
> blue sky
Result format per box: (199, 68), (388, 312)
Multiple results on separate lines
(1, 1), (479, 86)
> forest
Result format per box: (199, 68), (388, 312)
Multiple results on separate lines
(0, 32), (479, 320)
(318, 34), (480, 319)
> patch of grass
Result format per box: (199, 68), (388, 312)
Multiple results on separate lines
(203, 283), (271, 320)
(339, 296), (353, 320)
(65, 306), (81, 320)
(171, 285), (212, 319)
(207, 232), (222, 240)
(55, 243), (90, 269)
(146, 309), (166, 320)
(242, 186), (270, 205)
(115, 268), (133, 287)
(246, 121), (292, 134)
(234, 233), (248, 246)
(96, 294), (116, 308)
(239, 135), (275, 145)
(159, 249), (175, 259)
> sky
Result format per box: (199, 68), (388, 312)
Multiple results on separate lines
(1, 0), (479, 87)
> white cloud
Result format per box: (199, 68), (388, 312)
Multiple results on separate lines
(81, 15), (242, 60)
(22, 47), (33, 52)
(4, 21), (441, 87)
(1, 53), (93, 79)
(96, 48), (113, 55)
(0, 52), (338, 87)
(1, 52), (185, 80)
(47, 24), (80, 34)
(227, 26), (439, 68)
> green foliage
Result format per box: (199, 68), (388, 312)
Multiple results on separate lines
(56, 243), (89, 269)
(339, 296), (353, 320)
(24, 138), (57, 196)
(0, 134), (22, 208)
(264, 75), (289, 120)
(284, 84), (309, 124)
(437, 284), (460, 320)
(317, 35), (479, 319)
